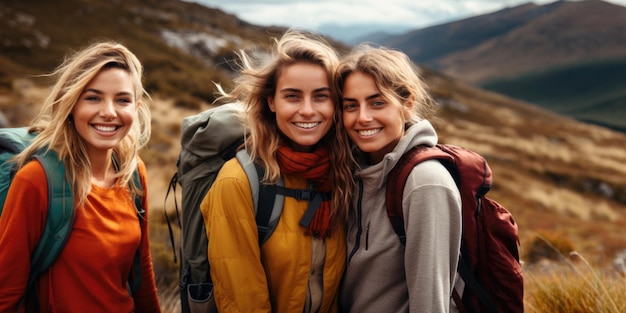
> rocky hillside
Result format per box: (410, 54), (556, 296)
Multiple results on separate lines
(0, 0), (290, 122)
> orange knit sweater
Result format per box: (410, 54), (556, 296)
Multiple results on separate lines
(0, 159), (161, 313)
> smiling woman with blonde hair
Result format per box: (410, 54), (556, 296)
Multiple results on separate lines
(0, 41), (160, 313)
(200, 29), (354, 312)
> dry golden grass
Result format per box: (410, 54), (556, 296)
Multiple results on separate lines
(157, 285), (182, 313)
(524, 248), (626, 313)
(525, 264), (626, 313)
(431, 79), (626, 234)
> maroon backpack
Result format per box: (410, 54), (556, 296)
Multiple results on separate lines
(386, 144), (523, 313)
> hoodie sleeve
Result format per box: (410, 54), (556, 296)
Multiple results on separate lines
(403, 159), (462, 312)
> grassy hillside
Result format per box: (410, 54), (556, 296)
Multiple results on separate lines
(420, 68), (626, 268)
(481, 58), (626, 132)
(0, 0), (287, 114)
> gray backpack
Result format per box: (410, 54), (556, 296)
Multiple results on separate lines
(166, 103), (320, 313)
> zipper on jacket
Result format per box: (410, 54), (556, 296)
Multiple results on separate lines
(347, 178), (364, 263)
(365, 222), (370, 250)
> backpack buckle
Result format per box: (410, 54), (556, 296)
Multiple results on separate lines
(295, 189), (313, 201)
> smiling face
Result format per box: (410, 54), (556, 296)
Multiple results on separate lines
(341, 71), (406, 164)
(72, 67), (137, 158)
(268, 62), (335, 152)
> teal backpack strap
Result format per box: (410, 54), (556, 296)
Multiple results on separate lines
(27, 152), (74, 295)
(18, 152), (144, 302)
(128, 169), (144, 295)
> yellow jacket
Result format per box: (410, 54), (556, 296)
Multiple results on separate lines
(200, 158), (346, 313)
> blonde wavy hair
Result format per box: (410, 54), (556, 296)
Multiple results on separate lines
(216, 28), (354, 225)
(13, 41), (151, 206)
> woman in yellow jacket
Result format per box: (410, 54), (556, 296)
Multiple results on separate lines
(199, 29), (354, 312)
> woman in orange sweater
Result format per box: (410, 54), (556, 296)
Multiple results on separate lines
(0, 41), (161, 312)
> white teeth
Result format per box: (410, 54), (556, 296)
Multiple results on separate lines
(294, 122), (319, 129)
(358, 128), (381, 136)
(94, 125), (116, 132)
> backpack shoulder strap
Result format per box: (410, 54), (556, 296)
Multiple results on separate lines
(235, 149), (327, 245)
(385, 145), (452, 245)
(236, 150), (284, 246)
(388, 145), (504, 313)
(27, 151), (74, 290)
(28, 153), (145, 296)
(128, 169), (144, 295)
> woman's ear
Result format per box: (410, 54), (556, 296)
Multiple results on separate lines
(403, 96), (415, 118)
(268, 97), (276, 112)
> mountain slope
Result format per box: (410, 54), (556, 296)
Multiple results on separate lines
(376, 0), (626, 131)
(0, 0), (287, 115)
(379, 2), (548, 66)
(1, 0), (626, 296)
(422, 68), (626, 263)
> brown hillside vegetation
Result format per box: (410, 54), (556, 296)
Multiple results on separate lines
(1, 0), (626, 311)
(423, 68), (626, 259)
(105, 67), (626, 312)
(6, 65), (626, 258)
(0, 0), (289, 114)
(6, 64), (626, 262)
(5, 65), (626, 312)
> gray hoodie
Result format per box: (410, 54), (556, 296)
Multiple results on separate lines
(340, 120), (462, 313)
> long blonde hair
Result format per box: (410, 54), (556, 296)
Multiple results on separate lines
(13, 41), (151, 205)
(216, 29), (354, 224)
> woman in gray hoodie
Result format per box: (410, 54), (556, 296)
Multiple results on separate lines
(336, 45), (463, 313)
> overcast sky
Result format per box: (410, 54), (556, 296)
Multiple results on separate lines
(188, 0), (626, 31)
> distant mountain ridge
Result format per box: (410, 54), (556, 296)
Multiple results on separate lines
(317, 23), (413, 45)
(375, 0), (626, 131)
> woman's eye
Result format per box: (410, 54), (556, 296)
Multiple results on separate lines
(343, 103), (356, 111)
(314, 93), (329, 100)
(372, 100), (385, 107)
(117, 98), (132, 104)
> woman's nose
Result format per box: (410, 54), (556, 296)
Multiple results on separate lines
(100, 100), (117, 119)
(299, 98), (315, 116)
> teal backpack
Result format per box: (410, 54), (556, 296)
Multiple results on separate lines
(0, 127), (144, 305)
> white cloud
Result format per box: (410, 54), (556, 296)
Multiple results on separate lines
(190, 0), (626, 30)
